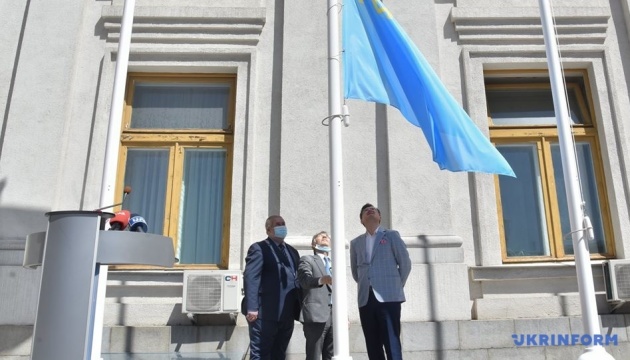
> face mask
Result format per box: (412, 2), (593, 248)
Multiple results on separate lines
(273, 225), (288, 238)
(314, 244), (331, 253)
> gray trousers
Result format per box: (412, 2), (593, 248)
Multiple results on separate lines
(302, 307), (334, 360)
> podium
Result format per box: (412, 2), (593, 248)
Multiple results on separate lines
(24, 211), (175, 360)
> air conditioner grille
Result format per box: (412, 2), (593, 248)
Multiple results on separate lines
(185, 274), (222, 312)
(614, 264), (630, 300)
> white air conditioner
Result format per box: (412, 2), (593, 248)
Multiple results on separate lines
(603, 260), (630, 302)
(182, 270), (242, 313)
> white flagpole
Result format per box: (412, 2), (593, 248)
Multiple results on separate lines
(327, 1), (353, 359)
(538, 1), (614, 359)
(92, 0), (135, 359)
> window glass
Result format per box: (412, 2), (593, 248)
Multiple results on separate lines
(551, 143), (606, 254)
(131, 83), (230, 130)
(497, 144), (550, 257)
(177, 149), (227, 264)
(487, 87), (585, 126)
(122, 148), (169, 234)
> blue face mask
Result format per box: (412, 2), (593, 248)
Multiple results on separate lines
(314, 244), (331, 253)
(273, 225), (288, 238)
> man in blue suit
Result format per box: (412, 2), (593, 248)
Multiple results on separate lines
(350, 204), (412, 360)
(242, 215), (301, 360)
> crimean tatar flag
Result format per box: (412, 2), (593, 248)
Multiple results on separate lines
(343, 0), (515, 177)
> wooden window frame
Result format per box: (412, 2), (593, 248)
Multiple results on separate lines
(487, 70), (615, 263)
(112, 73), (236, 270)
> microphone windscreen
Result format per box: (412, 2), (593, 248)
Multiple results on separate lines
(109, 210), (131, 230)
(128, 213), (148, 233)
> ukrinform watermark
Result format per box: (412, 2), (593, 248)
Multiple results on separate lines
(512, 334), (618, 347)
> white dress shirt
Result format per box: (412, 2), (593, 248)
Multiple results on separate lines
(365, 226), (381, 262)
(365, 227), (384, 302)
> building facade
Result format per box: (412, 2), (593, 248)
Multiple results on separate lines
(2, 0), (630, 358)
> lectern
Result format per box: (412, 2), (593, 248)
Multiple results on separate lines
(24, 211), (175, 360)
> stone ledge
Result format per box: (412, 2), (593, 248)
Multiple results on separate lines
(287, 234), (463, 250)
(107, 270), (184, 284)
(470, 263), (605, 281)
(402, 235), (463, 249)
(2, 316), (628, 358)
(451, 6), (609, 46)
(469, 263), (617, 320)
(101, 6), (266, 47)
(0, 239), (26, 251)
(102, 6), (266, 24)
(474, 295), (580, 320)
(289, 234), (464, 263)
(451, 7), (610, 20)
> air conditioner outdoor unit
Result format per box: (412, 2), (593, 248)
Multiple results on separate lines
(603, 260), (630, 302)
(182, 270), (242, 314)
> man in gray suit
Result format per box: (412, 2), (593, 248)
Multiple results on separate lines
(298, 231), (334, 360)
(350, 203), (411, 360)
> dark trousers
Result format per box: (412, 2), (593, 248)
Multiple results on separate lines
(358, 289), (402, 360)
(303, 307), (334, 360)
(248, 318), (295, 360)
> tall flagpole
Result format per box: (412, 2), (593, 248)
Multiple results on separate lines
(538, 1), (614, 359)
(92, 0), (135, 359)
(327, 1), (353, 359)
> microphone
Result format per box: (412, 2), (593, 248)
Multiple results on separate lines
(128, 213), (148, 233)
(95, 185), (132, 212)
(109, 210), (131, 230)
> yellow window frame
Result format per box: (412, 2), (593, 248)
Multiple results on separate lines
(487, 71), (614, 263)
(112, 73), (236, 269)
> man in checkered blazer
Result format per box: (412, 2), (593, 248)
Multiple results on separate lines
(350, 203), (411, 360)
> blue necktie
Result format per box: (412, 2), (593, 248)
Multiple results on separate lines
(324, 256), (332, 305)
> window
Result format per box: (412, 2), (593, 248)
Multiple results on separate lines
(487, 70), (614, 262)
(116, 73), (236, 268)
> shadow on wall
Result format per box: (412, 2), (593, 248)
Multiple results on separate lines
(0, 178), (47, 353)
(0, 177), (50, 241)
(105, 271), (190, 327)
(0, 325), (33, 356)
(0, 206), (49, 241)
(104, 272), (241, 354)
(171, 314), (239, 351)
(0, 185), (50, 354)
(420, 235), (445, 360)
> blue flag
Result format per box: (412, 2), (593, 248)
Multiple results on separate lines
(343, 0), (515, 177)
